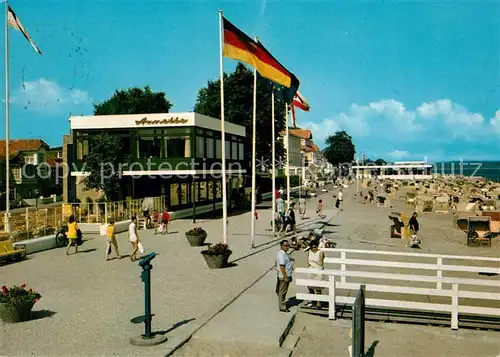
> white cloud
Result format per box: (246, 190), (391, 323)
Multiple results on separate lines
(388, 150), (409, 159)
(260, 0), (267, 16)
(11, 78), (90, 113)
(489, 110), (500, 134)
(301, 99), (499, 160)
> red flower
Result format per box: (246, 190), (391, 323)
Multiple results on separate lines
(34, 299), (38, 304)
(20, 283), (26, 288)
(1, 286), (7, 293)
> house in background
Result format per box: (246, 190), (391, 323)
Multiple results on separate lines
(0, 139), (54, 206)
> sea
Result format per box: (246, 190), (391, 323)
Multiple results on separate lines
(432, 161), (500, 182)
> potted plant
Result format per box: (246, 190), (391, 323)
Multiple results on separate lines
(185, 227), (207, 247)
(0, 284), (41, 323)
(201, 243), (232, 269)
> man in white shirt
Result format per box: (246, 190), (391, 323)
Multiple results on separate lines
(129, 216), (140, 262)
(276, 240), (293, 312)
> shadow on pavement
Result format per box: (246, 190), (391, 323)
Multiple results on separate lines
(78, 248), (97, 253)
(31, 309), (57, 320)
(365, 340), (380, 357)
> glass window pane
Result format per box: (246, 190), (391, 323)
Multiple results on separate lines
(199, 181), (207, 200)
(179, 183), (188, 204)
(232, 142), (238, 160)
(196, 136), (205, 158)
(207, 181), (214, 200)
(216, 181), (222, 198)
(215, 139), (222, 159)
(206, 138), (214, 158)
(225, 141), (230, 159)
(239, 143), (244, 160)
(170, 184), (179, 206)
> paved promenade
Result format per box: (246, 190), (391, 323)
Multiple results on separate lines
(0, 189), (336, 356)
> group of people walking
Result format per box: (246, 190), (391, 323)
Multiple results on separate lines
(64, 207), (171, 262)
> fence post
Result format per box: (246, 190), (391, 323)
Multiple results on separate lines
(437, 257), (443, 290)
(328, 274), (336, 320)
(341, 251), (347, 283)
(451, 283), (459, 330)
(25, 208), (29, 238)
(352, 285), (366, 357)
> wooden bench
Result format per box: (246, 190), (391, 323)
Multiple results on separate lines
(0, 239), (27, 261)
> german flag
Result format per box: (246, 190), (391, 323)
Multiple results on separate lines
(223, 17), (299, 90)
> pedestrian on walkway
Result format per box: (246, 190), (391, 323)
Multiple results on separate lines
(66, 215), (79, 255)
(160, 208), (171, 235)
(284, 202), (297, 236)
(276, 240), (293, 312)
(105, 220), (120, 261)
(277, 195), (286, 236)
(305, 239), (324, 308)
(129, 216), (140, 262)
(298, 197), (306, 219)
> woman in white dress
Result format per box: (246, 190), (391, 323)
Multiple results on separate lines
(305, 240), (325, 308)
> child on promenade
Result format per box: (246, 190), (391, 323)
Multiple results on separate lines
(316, 199), (324, 217)
(129, 216), (140, 261)
(105, 220), (120, 261)
(152, 210), (159, 233)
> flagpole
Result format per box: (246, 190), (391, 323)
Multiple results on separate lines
(4, 0), (10, 232)
(271, 90), (276, 237)
(250, 38), (257, 248)
(285, 103), (290, 209)
(218, 10), (228, 245)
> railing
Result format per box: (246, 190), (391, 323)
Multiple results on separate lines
(63, 196), (168, 224)
(295, 249), (500, 330)
(0, 207), (63, 242)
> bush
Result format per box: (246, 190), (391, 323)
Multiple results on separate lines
(204, 243), (232, 255)
(0, 284), (41, 307)
(186, 227), (207, 236)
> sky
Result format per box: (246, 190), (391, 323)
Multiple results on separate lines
(0, 0), (499, 162)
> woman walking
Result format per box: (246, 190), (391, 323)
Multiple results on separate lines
(66, 215), (79, 255)
(105, 220), (120, 261)
(305, 240), (325, 308)
(129, 216), (140, 261)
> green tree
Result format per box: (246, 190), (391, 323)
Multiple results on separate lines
(82, 134), (123, 201)
(374, 158), (386, 166)
(323, 131), (356, 165)
(93, 86), (173, 115)
(194, 63), (287, 164)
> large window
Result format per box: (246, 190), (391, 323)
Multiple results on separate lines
(137, 137), (161, 159)
(215, 139), (222, 159)
(77, 138), (89, 160)
(225, 141), (230, 159)
(165, 136), (190, 158)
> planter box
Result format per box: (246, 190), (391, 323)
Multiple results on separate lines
(0, 301), (35, 323)
(185, 234), (207, 247)
(201, 251), (232, 269)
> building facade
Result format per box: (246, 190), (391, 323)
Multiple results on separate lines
(0, 139), (53, 206)
(65, 112), (247, 210)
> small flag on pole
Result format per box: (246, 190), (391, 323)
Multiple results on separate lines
(7, 6), (42, 54)
(292, 91), (310, 111)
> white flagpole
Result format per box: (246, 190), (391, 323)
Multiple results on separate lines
(4, 1), (10, 232)
(250, 38), (258, 248)
(271, 90), (276, 237)
(285, 103), (290, 209)
(218, 10), (228, 245)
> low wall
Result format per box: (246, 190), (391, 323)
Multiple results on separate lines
(78, 223), (101, 234)
(13, 234), (57, 255)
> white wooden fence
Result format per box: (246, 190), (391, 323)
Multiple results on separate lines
(295, 249), (500, 330)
